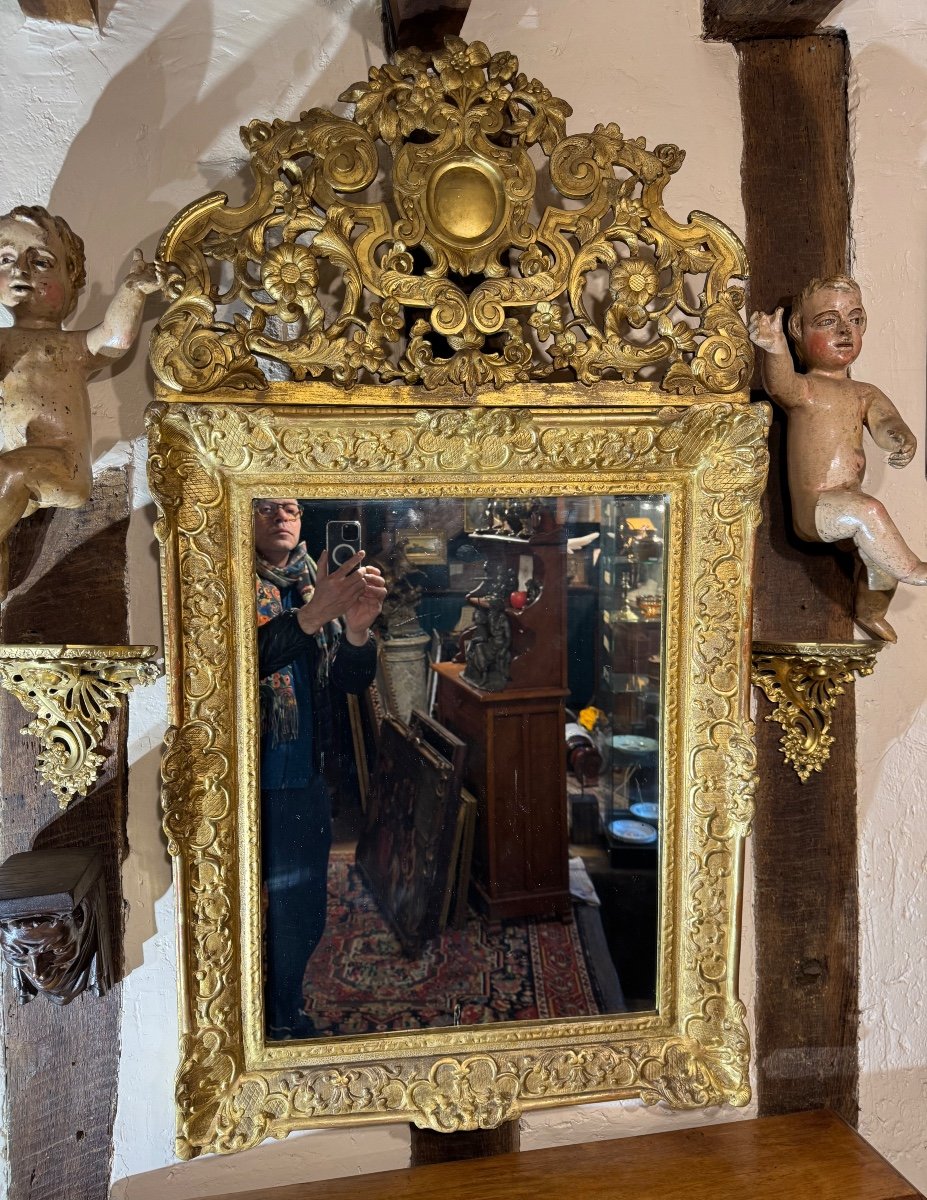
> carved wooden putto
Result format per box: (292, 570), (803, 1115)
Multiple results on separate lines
(151, 37), (750, 398)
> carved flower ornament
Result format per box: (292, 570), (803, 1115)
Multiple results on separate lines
(151, 37), (752, 396)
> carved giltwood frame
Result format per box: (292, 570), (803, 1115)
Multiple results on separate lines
(147, 391), (768, 1157)
(147, 37), (768, 1158)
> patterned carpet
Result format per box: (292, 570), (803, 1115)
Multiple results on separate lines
(302, 852), (600, 1036)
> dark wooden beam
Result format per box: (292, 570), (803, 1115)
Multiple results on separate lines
(1, 470), (130, 1200)
(382, 0), (471, 55)
(704, 0), (841, 40)
(410, 1121), (520, 1166)
(17, 0), (98, 26)
(733, 33), (858, 1122)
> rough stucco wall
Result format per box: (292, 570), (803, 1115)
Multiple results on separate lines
(830, 0), (927, 1189)
(0, 1), (758, 1195)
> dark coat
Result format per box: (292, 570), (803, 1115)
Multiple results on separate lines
(258, 612), (376, 778)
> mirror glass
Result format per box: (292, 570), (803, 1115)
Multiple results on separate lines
(254, 493), (667, 1041)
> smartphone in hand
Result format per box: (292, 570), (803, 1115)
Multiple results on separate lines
(325, 520), (362, 574)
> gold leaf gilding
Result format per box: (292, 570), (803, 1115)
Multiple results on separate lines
(151, 40), (751, 398)
(147, 394), (768, 1155)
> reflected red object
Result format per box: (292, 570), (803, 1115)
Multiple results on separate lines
(509, 591), (528, 610)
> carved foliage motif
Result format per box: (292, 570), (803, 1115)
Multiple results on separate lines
(147, 396), (767, 1156)
(151, 39), (751, 398)
(751, 641), (881, 782)
(0, 647), (158, 805)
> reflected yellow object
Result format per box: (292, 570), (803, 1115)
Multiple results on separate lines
(578, 706), (604, 732)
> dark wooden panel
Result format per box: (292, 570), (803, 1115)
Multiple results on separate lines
(199, 1111), (924, 1200)
(736, 35), (858, 1122)
(383, 0), (470, 55)
(739, 36), (851, 321)
(704, 0), (842, 40)
(434, 665), (570, 919)
(0, 469), (130, 1200)
(410, 1120), (520, 1167)
(5, 471), (129, 644)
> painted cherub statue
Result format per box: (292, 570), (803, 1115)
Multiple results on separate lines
(0, 205), (167, 599)
(750, 275), (927, 642)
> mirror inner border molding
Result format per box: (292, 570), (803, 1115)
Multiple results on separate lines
(147, 390), (768, 1158)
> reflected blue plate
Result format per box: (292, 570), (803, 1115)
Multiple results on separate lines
(611, 735), (658, 755)
(608, 818), (658, 844)
(630, 801), (659, 824)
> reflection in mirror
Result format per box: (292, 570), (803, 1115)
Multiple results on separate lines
(254, 494), (667, 1041)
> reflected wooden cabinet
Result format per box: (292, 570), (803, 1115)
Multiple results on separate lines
(434, 523), (571, 921)
(434, 666), (570, 921)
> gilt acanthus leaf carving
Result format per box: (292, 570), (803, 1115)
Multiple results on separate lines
(151, 39), (751, 398)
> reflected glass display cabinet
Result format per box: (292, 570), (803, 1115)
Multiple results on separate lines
(597, 495), (665, 864)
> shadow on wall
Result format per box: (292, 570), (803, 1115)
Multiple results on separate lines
(846, 39), (927, 493)
(41, 0), (381, 460)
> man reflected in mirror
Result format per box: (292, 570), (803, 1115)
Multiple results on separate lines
(254, 498), (386, 1039)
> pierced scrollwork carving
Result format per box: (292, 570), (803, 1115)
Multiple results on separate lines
(146, 394), (767, 1156)
(151, 38), (751, 398)
(751, 640), (882, 782)
(0, 645), (159, 805)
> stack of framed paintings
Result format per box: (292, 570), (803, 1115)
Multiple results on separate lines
(355, 711), (468, 955)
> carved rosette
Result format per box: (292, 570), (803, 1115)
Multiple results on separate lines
(146, 395), (767, 1156)
(751, 640), (882, 781)
(0, 646), (159, 806)
(151, 38), (751, 398)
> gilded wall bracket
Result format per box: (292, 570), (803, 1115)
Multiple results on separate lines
(751, 640), (883, 782)
(0, 645), (159, 806)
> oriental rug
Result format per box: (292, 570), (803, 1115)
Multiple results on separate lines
(301, 851), (599, 1037)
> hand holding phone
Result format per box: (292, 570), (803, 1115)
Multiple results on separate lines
(326, 520), (362, 574)
(295, 519), (385, 640)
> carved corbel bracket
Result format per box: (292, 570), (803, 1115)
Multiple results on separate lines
(0, 847), (112, 1005)
(0, 645), (159, 806)
(751, 640), (883, 782)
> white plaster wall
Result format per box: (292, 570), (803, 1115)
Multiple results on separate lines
(830, 0), (927, 1189)
(0, 1), (756, 1194)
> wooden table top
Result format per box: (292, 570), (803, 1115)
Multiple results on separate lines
(201, 1110), (923, 1200)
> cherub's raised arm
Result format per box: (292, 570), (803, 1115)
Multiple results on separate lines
(748, 307), (806, 408)
(866, 387), (916, 468)
(86, 250), (167, 359)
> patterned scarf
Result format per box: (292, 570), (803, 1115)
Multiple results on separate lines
(255, 542), (329, 747)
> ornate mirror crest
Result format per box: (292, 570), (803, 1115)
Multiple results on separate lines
(151, 37), (751, 398)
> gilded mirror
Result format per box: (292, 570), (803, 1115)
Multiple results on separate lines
(254, 488), (669, 1038)
(147, 38), (767, 1158)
